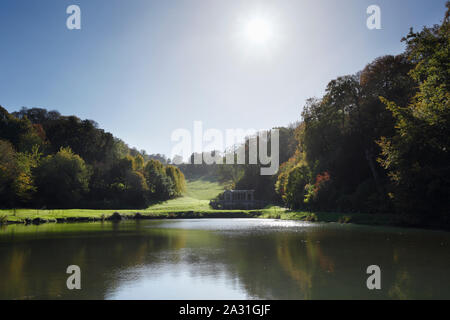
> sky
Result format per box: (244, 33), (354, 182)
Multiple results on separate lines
(0, 0), (447, 157)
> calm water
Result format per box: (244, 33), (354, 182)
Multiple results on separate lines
(0, 219), (449, 300)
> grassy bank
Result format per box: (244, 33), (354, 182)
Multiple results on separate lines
(1, 178), (447, 230)
(260, 209), (450, 230)
(0, 197), (269, 224)
(1, 204), (448, 230)
(0, 178), (246, 224)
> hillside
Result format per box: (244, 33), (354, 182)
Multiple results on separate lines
(183, 178), (225, 200)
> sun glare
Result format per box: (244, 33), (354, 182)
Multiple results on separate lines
(244, 17), (273, 44)
(234, 9), (283, 58)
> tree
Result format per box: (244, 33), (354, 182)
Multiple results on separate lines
(0, 139), (40, 207)
(133, 154), (145, 172)
(0, 140), (17, 207)
(0, 106), (187, 209)
(144, 159), (174, 201)
(0, 106), (45, 153)
(12, 146), (40, 205)
(122, 170), (149, 207)
(378, 3), (450, 214)
(165, 165), (186, 196)
(34, 147), (91, 208)
(284, 165), (311, 210)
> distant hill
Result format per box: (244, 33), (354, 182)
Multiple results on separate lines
(184, 177), (225, 200)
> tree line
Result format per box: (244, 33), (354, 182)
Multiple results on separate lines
(184, 3), (449, 217)
(0, 107), (185, 209)
(275, 4), (449, 216)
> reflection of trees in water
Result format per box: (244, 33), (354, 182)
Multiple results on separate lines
(276, 234), (335, 299)
(389, 270), (411, 300)
(218, 230), (342, 299)
(219, 227), (450, 300)
(0, 222), (195, 299)
(2, 248), (31, 299)
(387, 242), (450, 300)
(1, 224), (324, 299)
(204, 230), (332, 300)
(1, 222), (450, 299)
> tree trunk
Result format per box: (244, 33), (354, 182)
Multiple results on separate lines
(365, 148), (383, 195)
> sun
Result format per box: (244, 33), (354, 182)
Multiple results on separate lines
(244, 17), (274, 44)
(234, 10), (282, 57)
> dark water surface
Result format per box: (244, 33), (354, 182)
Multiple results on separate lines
(0, 219), (449, 300)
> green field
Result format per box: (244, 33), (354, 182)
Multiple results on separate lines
(1, 177), (433, 229)
(184, 178), (225, 200)
(0, 177), (269, 223)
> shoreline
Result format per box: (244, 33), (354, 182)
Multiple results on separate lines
(1, 209), (449, 232)
(0, 210), (263, 226)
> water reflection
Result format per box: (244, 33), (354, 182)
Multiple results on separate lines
(0, 219), (449, 300)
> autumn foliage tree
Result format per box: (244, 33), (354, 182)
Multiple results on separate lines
(275, 3), (449, 216)
(0, 106), (186, 209)
(378, 3), (450, 215)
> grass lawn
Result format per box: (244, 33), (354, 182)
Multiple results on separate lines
(0, 177), (254, 223)
(184, 178), (225, 200)
(0, 177), (440, 229)
(0, 202), (280, 224)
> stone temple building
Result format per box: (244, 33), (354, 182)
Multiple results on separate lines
(210, 190), (267, 210)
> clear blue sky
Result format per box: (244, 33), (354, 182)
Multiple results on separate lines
(0, 0), (447, 156)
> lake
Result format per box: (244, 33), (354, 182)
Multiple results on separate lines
(0, 219), (449, 300)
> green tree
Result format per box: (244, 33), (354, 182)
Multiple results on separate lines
(0, 140), (17, 207)
(284, 165), (312, 210)
(0, 106), (45, 153)
(133, 154), (145, 172)
(34, 147), (91, 208)
(0, 140), (40, 207)
(144, 159), (174, 200)
(12, 146), (41, 205)
(122, 170), (149, 207)
(165, 165), (186, 196)
(378, 3), (450, 214)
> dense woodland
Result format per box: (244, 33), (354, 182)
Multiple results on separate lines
(275, 5), (449, 216)
(0, 107), (185, 209)
(183, 4), (449, 217)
